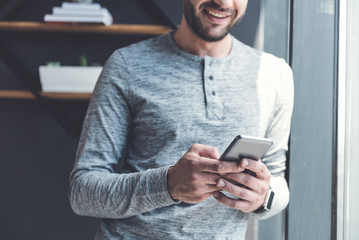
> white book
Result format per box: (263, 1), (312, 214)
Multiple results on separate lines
(61, 2), (102, 10)
(44, 14), (112, 26)
(52, 7), (112, 20)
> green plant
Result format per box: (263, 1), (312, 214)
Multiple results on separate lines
(44, 55), (101, 67)
(46, 61), (61, 66)
(79, 55), (88, 67)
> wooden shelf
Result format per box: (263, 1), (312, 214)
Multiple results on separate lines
(0, 90), (91, 100)
(0, 21), (172, 35)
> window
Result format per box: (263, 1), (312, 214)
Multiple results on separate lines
(338, 0), (359, 239)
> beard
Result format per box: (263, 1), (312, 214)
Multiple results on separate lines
(183, 0), (243, 42)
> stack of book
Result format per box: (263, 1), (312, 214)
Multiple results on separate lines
(44, 2), (113, 26)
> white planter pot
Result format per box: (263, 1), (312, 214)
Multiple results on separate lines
(39, 66), (102, 93)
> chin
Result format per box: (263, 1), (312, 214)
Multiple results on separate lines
(197, 30), (230, 42)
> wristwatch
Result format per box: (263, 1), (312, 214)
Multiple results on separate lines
(253, 187), (275, 214)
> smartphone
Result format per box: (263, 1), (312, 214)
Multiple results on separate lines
(219, 135), (273, 162)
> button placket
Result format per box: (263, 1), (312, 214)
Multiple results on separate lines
(203, 58), (223, 120)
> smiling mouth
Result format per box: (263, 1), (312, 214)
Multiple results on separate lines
(207, 10), (228, 18)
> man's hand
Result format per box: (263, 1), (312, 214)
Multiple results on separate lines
(167, 144), (243, 203)
(213, 158), (271, 213)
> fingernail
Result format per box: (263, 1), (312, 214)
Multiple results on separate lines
(242, 159), (249, 166)
(218, 180), (226, 188)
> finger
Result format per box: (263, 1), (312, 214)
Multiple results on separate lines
(221, 172), (262, 191)
(198, 171), (223, 185)
(189, 143), (220, 160)
(189, 183), (220, 195)
(215, 179), (257, 202)
(241, 158), (271, 180)
(213, 191), (252, 212)
(197, 157), (243, 174)
(188, 192), (217, 203)
(204, 184), (221, 193)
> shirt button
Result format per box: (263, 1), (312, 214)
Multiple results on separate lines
(211, 91), (216, 96)
(209, 76), (214, 80)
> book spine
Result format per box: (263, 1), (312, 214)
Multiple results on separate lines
(61, 2), (101, 10)
(52, 8), (112, 20)
(44, 14), (112, 26)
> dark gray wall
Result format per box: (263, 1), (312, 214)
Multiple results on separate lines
(0, 1), (262, 239)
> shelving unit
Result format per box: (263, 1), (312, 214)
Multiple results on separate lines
(0, 1), (176, 133)
(0, 21), (172, 100)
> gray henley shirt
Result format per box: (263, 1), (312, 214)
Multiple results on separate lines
(69, 32), (294, 239)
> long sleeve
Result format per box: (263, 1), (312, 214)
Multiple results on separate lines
(69, 51), (178, 219)
(253, 57), (294, 219)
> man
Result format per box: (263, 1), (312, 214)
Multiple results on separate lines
(69, 0), (294, 239)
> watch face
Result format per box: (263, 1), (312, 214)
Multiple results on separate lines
(266, 190), (275, 210)
(253, 188), (274, 214)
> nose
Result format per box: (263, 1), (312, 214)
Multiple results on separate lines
(212, 0), (233, 9)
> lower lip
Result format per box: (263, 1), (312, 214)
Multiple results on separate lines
(204, 11), (230, 24)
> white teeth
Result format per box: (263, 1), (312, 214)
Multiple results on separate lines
(208, 11), (226, 18)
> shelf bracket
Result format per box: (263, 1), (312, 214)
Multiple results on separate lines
(0, 41), (82, 135)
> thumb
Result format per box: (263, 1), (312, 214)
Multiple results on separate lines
(189, 144), (220, 160)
